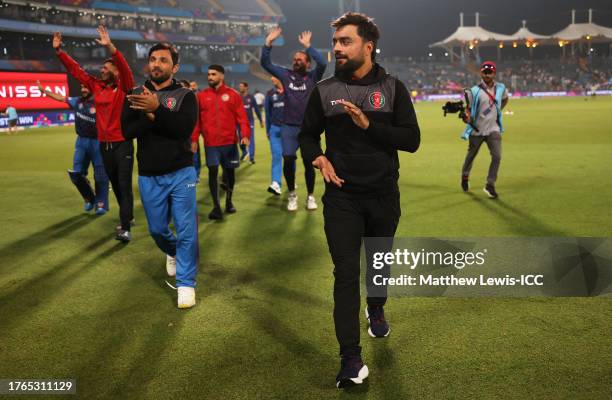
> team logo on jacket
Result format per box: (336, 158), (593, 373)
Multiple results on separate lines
(165, 97), (177, 110)
(221, 94), (230, 102)
(369, 92), (385, 109)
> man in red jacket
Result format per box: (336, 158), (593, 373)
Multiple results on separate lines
(191, 64), (250, 220)
(53, 27), (136, 242)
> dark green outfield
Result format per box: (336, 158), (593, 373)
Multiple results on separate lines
(0, 97), (610, 399)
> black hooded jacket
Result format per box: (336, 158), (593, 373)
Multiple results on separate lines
(121, 79), (198, 176)
(298, 63), (420, 197)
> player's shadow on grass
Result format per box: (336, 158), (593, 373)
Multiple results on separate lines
(62, 273), (188, 399)
(0, 238), (125, 329)
(0, 214), (94, 267)
(465, 192), (568, 236)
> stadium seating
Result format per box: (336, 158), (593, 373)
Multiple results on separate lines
(383, 57), (612, 94)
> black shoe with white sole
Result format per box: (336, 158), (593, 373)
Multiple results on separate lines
(115, 229), (132, 243)
(336, 354), (369, 389)
(483, 184), (498, 199)
(366, 306), (390, 338)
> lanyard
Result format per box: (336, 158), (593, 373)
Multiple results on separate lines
(479, 83), (497, 107)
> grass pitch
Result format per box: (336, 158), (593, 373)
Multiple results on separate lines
(0, 96), (610, 399)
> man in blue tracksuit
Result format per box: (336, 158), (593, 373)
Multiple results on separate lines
(37, 80), (110, 214)
(238, 81), (263, 164)
(261, 27), (327, 211)
(121, 42), (199, 309)
(460, 61), (508, 199)
(264, 76), (285, 196)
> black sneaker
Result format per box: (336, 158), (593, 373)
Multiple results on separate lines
(208, 207), (223, 220)
(461, 177), (469, 192)
(483, 184), (498, 199)
(366, 306), (390, 338)
(225, 200), (236, 214)
(336, 354), (369, 388)
(115, 229), (132, 243)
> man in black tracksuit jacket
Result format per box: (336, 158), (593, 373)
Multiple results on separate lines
(298, 13), (420, 388)
(121, 43), (199, 309)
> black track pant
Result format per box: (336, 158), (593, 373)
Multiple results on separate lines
(283, 155), (315, 193)
(322, 192), (400, 357)
(100, 140), (134, 231)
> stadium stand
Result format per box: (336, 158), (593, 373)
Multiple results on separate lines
(0, 1), (609, 94)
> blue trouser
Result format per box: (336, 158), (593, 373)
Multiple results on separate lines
(139, 167), (199, 288)
(238, 123), (256, 161)
(73, 136), (109, 209)
(268, 124), (282, 186)
(280, 124), (301, 156)
(193, 144), (201, 180)
(248, 124), (255, 161)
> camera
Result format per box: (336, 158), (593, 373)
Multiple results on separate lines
(442, 100), (466, 118)
(442, 89), (479, 132)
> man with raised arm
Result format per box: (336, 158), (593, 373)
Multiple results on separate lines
(261, 27), (327, 212)
(53, 26), (136, 242)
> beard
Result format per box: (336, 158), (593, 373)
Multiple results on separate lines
(101, 72), (114, 84)
(150, 70), (171, 84)
(292, 63), (307, 75)
(334, 55), (366, 79)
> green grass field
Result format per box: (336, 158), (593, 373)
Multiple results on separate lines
(0, 97), (610, 399)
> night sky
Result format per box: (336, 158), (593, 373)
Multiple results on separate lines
(274, 0), (612, 59)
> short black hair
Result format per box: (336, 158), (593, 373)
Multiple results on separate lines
(209, 64), (225, 74)
(179, 79), (190, 88)
(331, 12), (380, 61)
(103, 58), (115, 66)
(148, 42), (179, 65)
(240, 81), (248, 87)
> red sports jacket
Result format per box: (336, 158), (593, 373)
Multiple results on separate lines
(57, 49), (134, 143)
(191, 84), (251, 147)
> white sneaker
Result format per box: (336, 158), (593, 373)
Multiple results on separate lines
(177, 286), (196, 309)
(166, 254), (176, 277)
(267, 181), (281, 196)
(287, 192), (298, 211)
(306, 194), (318, 210)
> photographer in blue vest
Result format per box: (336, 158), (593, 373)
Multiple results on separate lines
(461, 61), (509, 199)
